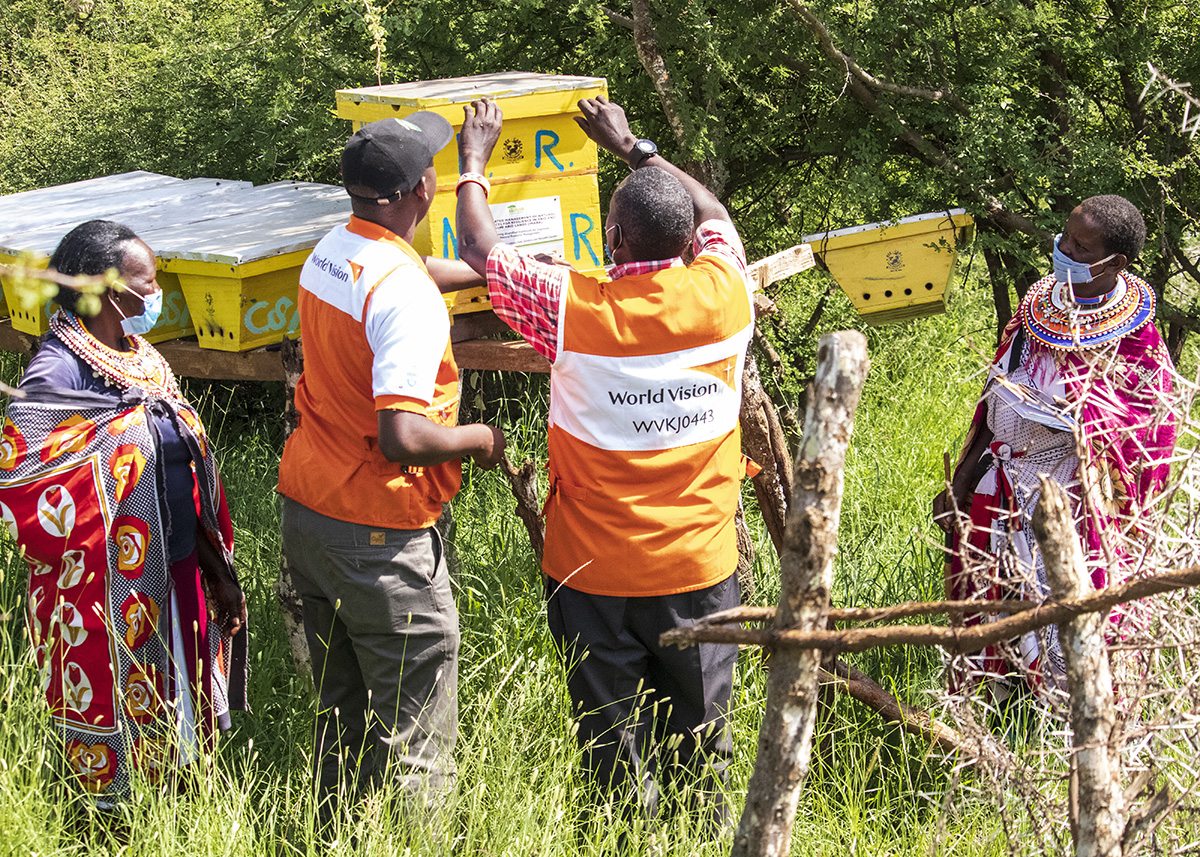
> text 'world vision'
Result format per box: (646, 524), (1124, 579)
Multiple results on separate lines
(606, 381), (721, 407)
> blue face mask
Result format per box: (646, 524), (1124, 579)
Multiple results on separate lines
(1052, 234), (1116, 286)
(118, 290), (163, 336)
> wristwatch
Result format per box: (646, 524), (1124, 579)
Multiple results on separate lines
(628, 139), (658, 169)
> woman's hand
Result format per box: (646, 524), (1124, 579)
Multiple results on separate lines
(209, 576), (247, 636)
(196, 523), (246, 636)
(932, 488), (955, 534)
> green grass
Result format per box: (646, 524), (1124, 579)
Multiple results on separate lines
(0, 279), (1039, 854)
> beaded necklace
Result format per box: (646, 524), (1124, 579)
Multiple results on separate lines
(49, 310), (181, 399)
(1022, 273), (1155, 351)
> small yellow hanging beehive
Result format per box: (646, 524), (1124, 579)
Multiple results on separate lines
(803, 209), (975, 324)
(336, 72), (609, 317)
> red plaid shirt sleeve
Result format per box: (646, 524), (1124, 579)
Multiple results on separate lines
(693, 219), (748, 275)
(485, 244), (571, 363)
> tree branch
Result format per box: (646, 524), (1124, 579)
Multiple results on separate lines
(662, 563), (1200, 654)
(783, 0), (1045, 242)
(599, 5), (632, 29)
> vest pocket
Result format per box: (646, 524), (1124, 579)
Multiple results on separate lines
(548, 476), (590, 502)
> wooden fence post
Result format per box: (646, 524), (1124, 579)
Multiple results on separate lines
(730, 331), (869, 857)
(1033, 477), (1125, 857)
(740, 349), (794, 556)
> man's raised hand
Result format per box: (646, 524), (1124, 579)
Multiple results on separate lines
(574, 97), (638, 162)
(459, 99), (504, 173)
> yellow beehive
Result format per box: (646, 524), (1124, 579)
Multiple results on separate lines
(337, 72), (609, 315)
(144, 182), (351, 352)
(803, 209), (975, 324)
(1, 257), (193, 345)
(0, 174), (248, 341)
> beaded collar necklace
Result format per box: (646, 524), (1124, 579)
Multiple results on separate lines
(1022, 273), (1155, 351)
(50, 310), (181, 399)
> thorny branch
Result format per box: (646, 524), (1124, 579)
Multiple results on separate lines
(1142, 63), (1200, 138)
(662, 562), (1200, 653)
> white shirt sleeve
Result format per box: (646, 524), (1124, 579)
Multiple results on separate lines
(362, 264), (450, 404)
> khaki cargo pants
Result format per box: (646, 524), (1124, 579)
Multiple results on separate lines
(281, 497), (459, 818)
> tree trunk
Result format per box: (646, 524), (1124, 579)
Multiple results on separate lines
(501, 456), (545, 563)
(740, 350), (794, 555)
(277, 336), (312, 684)
(1033, 477), (1125, 857)
(731, 331), (870, 857)
(983, 247), (1014, 341)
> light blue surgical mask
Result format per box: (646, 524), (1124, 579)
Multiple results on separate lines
(117, 290), (163, 336)
(1052, 233), (1116, 286)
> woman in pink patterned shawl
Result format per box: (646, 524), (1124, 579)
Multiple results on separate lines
(933, 195), (1177, 698)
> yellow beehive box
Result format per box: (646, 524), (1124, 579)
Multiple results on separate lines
(0, 172), (189, 322)
(1, 256), (193, 345)
(337, 72), (609, 314)
(144, 182), (351, 352)
(803, 209), (975, 324)
(0, 174), (251, 340)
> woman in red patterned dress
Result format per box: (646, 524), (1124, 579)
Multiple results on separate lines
(0, 220), (247, 800)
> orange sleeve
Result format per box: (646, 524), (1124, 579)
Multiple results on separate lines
(375, 394), (430, 413)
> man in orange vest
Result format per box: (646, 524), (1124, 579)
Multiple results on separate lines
(278, 114), (506, 822)
(455, 97), (753, 824)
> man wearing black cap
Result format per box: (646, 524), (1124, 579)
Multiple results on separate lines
(278, 114), (505, 819)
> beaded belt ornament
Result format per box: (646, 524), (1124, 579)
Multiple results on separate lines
(1021, 273), (1155, 350)
(49, 310), (182, 399)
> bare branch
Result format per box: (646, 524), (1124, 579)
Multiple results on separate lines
(663, 563), (1200, 653)
(697, 596), (1076, 628)
(820, 658), (1013, 767)
(1142, 63), (1200, 138)
(599, 5), (632, 29)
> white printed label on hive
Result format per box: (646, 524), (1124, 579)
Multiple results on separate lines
(491, 196), (564, 257)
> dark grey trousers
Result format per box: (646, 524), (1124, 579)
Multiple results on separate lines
(281, 497), (459, 818)
(545, 574), (740, 822)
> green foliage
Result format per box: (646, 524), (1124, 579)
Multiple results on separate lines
(4, 0), (1195, 327)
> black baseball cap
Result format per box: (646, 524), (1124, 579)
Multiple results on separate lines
(341, 113), (455, 203)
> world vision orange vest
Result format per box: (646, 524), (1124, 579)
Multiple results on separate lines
(544, 255), (755, 596)
(279, 219), (461, 530)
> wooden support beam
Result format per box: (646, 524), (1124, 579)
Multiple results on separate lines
(453, 338), (550, 373)
(746, 243), (816, 292)
(156, 339), (287, 382)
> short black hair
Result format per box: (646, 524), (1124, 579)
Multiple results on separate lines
(1079, 195), (1146, 262)
(611, 167), (694, 261)
(47, 220), (140, 313)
